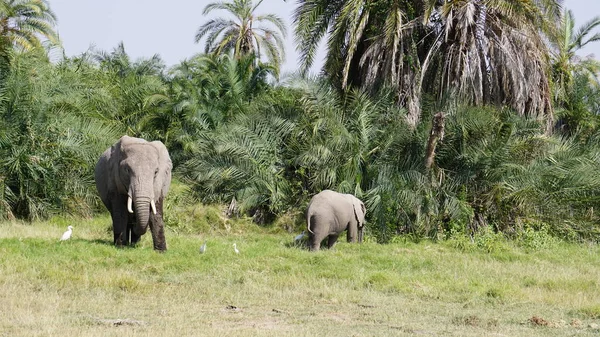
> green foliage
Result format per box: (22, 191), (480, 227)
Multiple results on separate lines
(160, 53), (278, 166)
(416, 106), (600, 241)
(163, 179), (262, 234)
(91, 42), (168, 137)
(516, 222), (560, 251)
(178, 71), (600, 241)
(0, 50), (119, 220)
(472, 229), (510, 254)
(556, 70), (600, 136)
(181, 86), (302, 221)
(445, 228), (510, 254)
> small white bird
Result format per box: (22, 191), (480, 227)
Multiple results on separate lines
(294, 231), (306, 242)
(60, 226), (73, 241)
(233, 243), (239, 254)
(199, 241), (207, 254)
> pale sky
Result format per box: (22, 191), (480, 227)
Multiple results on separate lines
(49, 0), (317, 74)
(49, 0), (600, 73)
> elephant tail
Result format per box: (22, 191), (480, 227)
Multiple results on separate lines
(306, 211), (314, 234)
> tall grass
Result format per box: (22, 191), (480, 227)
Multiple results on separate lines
(1, 214), (599, 336)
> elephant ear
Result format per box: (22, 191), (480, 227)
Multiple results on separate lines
(150, 140), (172, 199)
(352, 197), (366, 227)
(109, 136), (127, 194)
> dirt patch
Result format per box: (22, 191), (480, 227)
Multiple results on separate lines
(528, 316), (566, 328)
(223, 305), (242, 312)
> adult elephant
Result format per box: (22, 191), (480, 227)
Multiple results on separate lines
(306, 190), (366, 251)
(95, 136), (172, 252)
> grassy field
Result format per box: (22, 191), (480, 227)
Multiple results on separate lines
(1, 213), (600, 336)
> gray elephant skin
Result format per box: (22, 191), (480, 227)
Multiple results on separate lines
(306, 190), (366, 251)
(95, 136), (172, 251)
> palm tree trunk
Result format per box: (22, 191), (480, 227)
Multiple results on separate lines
(424, 111), (445, 171)
(475, 1), (491, 103)
(405, 69), (423, 128)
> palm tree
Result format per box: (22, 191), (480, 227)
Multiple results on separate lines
(421, 0), (561, 133)
(548, 9), (600, 134)
(294, 1), (418, 85)
(195, 0), (287, 76)
(294, 0), (427, 126)
(551, 9), (600, 104)
(0, 0), (59, 53)
(294, 0), (561, 130)
(91, 43), (168, 137)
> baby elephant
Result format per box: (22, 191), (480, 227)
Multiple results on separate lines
(306, 190), (366, 251)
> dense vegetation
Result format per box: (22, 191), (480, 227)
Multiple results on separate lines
(1, 0), (600, 243)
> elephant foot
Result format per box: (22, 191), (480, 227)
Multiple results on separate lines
(308, 240), (320, 251)
(114, 232), (125, 247)
(130, 233), (141, 246)
(149, 217), (167, 252)
(153, 241), (167, 252)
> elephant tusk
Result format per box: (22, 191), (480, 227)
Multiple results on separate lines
(150, 199), (157, 215)
(127, 196), (133, 213)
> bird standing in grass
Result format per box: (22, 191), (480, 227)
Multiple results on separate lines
(60, 226), (73, 241)
(233, 243), (239, 254)
(294, 231), (306, 242)
(199, 241), (207, 254)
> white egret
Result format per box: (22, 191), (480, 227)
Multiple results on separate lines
(294, 231), (306, 242)
(60, 226), (73, 241)
(233, 243), (239, 254)
(199, 241), (207, 254)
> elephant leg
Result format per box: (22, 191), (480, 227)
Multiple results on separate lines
(148, 198), (167, 252)
(327, 234), (340, 249)
(347, 223), (357, 243)
(128, 213), (140, 245)
(110, 195), (129, 247)
(308, 232), (322, 251)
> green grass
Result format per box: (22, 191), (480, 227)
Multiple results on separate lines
(1, 213), (600, 336)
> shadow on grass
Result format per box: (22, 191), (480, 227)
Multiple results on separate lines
(89, 238), (114, 246)
(88, 239), (146, 251)
(88, 238), (145, 250)
(284, 240), (309, 250)
(284, 239), (335, 251)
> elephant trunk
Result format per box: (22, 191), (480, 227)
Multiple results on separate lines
(133, 196), (152, 235)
